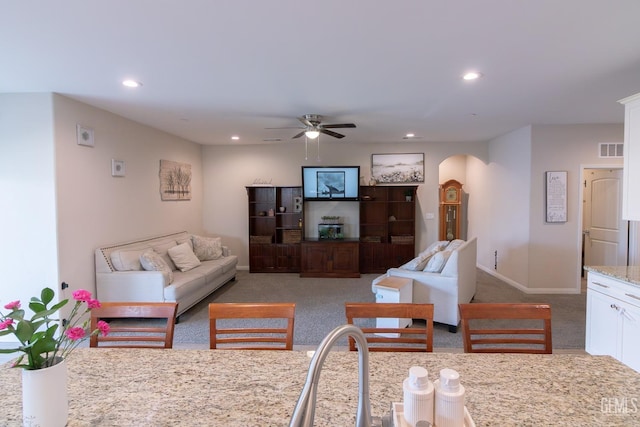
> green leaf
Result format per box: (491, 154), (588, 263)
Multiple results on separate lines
(50, 299), (68, 311)
(7, 309), (25, 321)
(28, 302), (46, 314)
(15, 320), (34, 342)
(0, 347), (18, 353)
(31, 336), (57, 355)
(41, 287), (55, 305)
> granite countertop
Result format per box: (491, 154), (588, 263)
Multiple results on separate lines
(2, 349), (640, 426)
(584, 265), (640, 287)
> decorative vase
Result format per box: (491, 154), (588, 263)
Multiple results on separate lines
(22, 357), (68, 427)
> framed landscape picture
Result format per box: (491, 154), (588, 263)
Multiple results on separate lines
(371, 153), (424, 184)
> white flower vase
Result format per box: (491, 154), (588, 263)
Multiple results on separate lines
(22, 358), (68, 427)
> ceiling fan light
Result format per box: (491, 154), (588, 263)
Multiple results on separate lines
(305, 130), (320, 139)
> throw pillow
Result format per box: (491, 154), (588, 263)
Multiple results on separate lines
(152, 241), (178, 271)
(110, 248), (147, 271)
(192, 235), (223, 261)
(423, 250), (453, 273)
(168, 242), (201, 272)
(140, 250), (173, 285)
(400, 240), (450, 271)
(176, 235), (194, 251)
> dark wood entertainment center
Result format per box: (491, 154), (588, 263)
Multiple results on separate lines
(247, 185), (417, 277)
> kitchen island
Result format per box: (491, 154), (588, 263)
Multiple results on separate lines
(1, 349), (639, 426)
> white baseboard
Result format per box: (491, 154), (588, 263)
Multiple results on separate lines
(477, 265), (580, 295)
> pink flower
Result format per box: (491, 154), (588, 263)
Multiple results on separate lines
(97, 320), (110, 336)
(87, 299), (101, 309)
(72, 290), (92, 302)
(3, 300), (20, 310)
(65, 327), (86, 340)
(0, 319), (14, 330)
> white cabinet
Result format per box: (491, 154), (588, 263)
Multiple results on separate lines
(586, 271), (640, 372)
(619, 92), (640, 221)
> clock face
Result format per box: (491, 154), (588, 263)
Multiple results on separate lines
(445, 187), (458, 202)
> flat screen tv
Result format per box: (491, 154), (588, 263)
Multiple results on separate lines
(302, 166), (360, 201)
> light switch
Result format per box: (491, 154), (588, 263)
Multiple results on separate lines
(425, 212), (435, 219)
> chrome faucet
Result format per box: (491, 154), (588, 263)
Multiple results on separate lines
(289, 324), (373, 427)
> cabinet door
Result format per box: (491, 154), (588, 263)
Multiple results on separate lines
(387, 243), (415, 268)
(359, 242), (386, 273)
(586, 289), (620, 356)
(249, 244), (276, 272)
(329, 243), (359, 275)
(620, 300), (640, 372)
(276, 244), (300, 272)
(301, 244), (328, 275)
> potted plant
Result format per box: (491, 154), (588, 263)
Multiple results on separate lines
(404, 188), (413, 201)
(0, 287), (109, 426)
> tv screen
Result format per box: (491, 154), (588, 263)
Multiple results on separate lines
(302, 166), (360, 201)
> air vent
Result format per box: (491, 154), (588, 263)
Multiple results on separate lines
(262, 138), (282, 142)
(599, 142), (623, 158)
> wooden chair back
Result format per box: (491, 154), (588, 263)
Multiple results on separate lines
(90, 302), (178, 349)
(345, 303), (434, 352)
(458, 303), (552, 354)
(209, 303), (295, 350)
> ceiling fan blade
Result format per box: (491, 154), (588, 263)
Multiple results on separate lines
(292, 131), (306, 139)
(265, 126), (305, 130)
(321, 123), (356, 129)
(320, 128), (345, 139)
(298, 116), (313, 127)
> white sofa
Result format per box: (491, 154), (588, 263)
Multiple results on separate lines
(95, 231), (237, 318)
(372, 237), (477, 332)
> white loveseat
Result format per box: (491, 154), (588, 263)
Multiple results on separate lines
(95, 231), (237, 318)
(372, 237), (477, 332)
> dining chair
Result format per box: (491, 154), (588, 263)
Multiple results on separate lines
(458, 303), (552, 353)
(89, 302), (178, 349)
(345, 302), (434, 352)
(209, 302), (296, 350)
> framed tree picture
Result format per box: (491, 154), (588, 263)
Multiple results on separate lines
(159, 160), (192, 200)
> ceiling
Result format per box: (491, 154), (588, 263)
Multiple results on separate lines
(3, 1), (640, 146)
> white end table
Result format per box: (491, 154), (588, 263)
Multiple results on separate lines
(372, 276), (413, 337)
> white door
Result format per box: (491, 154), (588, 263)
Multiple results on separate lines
(583, 168), (628, 266)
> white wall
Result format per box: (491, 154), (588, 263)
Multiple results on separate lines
(202, 140), (487, 268)
(52, 94), (205, 309)
(0, 93), (58, 342)
(528, 124), (623, 291)
(468, 124), (624, 293)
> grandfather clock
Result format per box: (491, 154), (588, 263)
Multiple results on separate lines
(439, 179), (463, 241)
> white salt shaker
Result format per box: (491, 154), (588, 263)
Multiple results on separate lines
(402, 366), (434, 427)
(434, 368), (465, 427)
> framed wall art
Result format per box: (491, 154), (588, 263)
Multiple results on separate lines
(160, 160), (192, 200)
(111, 159), (125, 177)
(545, 171), (567, 223)
(76, 124), (94, 147)
(371, 153), (424, 184)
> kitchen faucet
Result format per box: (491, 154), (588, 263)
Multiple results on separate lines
(289, 324), (373, 427)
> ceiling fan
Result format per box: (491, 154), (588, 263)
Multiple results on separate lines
(269, 114), (356, 140)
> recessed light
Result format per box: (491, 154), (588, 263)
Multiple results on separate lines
(405, 133), (415, 138)
(462, 72), (482, 81)
(122, 79), (142, 88)
(231, 136), (240, 140)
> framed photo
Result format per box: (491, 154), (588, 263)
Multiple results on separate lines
(545, 171), (567, 223)
(160, 160), (192, 200)
(111, 159), (126, 177)
(316, 171), (345, 198)
(76, 124), (94, 147)
(371, 153), (424, 184)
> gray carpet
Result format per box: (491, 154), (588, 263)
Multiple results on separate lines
(174, 269), (586, 350)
